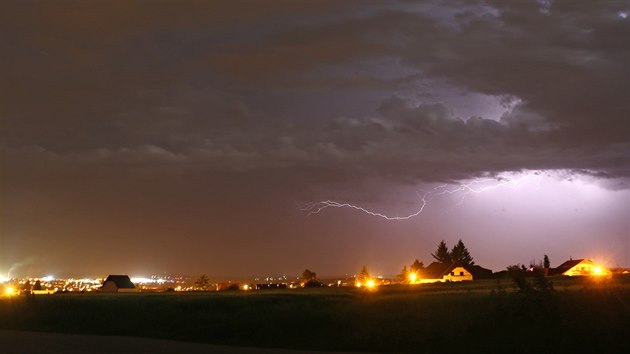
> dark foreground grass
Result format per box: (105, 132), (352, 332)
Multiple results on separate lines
(1, 277), (629, 353)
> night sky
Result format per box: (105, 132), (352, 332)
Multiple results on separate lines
(2, 0), (629, 278)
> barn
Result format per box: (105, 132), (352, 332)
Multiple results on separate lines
(101, 275), (137, 293)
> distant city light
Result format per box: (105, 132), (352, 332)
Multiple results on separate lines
(42, 275), (54, 282)
(131, 277), (172, 284)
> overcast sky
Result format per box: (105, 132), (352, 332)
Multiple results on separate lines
(1, 0), (629, 278)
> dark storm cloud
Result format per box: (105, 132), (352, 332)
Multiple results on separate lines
(2, 0), (628, 187)
(2, 0), (630, 275)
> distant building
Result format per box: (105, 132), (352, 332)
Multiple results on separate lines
(421, 262), (493, 283)
(609, 268), (630, 275)
(550, 259), (611, 277)
(101, 275), (137, 293)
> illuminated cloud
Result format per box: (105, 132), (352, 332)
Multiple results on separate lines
(1, 0), (628, 275)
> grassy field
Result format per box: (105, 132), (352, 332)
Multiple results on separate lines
(1, 276), (629, 353)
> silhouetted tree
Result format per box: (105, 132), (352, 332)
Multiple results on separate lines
(357, 266), (370, 284)
(21, 280), (31, 292)
(507, 264), (530, 293)
(543, 255), (550, 269)
(301, 269), (317, 282)
(529, 259), (542, 270)
(225, 283), (240, 291)
(409, 260), (425, 278)
(508, 264), (554, 295)
(432, 240), (451, 264)
(195, 274), (210, 290)
(543, 254), (551, 276)
(301, 269), (322, 287)
(397, 265), (409, 282)
(532, 268), (554, 294)
(451, 239), (474, 265)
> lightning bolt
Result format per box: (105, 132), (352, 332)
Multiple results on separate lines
(303, 192), (430, 221)
(301, 171), (541, 220)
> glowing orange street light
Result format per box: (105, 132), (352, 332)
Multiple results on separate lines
(408, 272), (418, 283)
(5, 286), (15, 296)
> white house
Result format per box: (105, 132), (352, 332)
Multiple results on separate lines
(550, 259), (611, 277)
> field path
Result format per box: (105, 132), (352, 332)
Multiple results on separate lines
(0, 330), (370, 354)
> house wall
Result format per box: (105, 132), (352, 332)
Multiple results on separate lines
(564, 261), (611, 276)
(101, 281), (118, 293)
(443, 267), (473, 282)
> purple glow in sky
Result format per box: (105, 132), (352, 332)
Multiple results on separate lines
(1, 0), (629, 278)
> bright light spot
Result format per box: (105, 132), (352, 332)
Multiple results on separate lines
(131, 277), (151, 284)
(366, 280), (376, 289)
(618, 12), (628, 19)
(5, 287), (15, 296)
(130, 277), (171, 284)
(242, 284), (249, 291)
(355, 282), (362, 288)
(0, 275), (8, 283)
(409, 273), (418, 283)
(593, 267), (602, 275)
(42, 275), (54, 282)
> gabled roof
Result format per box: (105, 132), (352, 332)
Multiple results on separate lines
(466, 265), (493, 279)
(423, 262), (452, 279)
(103, 275), (135, 289)
(549, 259), (586, 276)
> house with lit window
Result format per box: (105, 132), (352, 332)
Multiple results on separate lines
(420, 262), (493, 283)
(549, 259), (611, 277)
(101, 275), (137, 293)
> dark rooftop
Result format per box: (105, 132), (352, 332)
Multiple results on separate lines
(550, 259), (586, 276)
(103, 275), (135, 289)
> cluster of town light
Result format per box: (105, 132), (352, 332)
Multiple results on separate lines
(0, 258), (616, 297)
